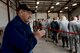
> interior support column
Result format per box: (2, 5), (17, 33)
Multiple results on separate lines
(7, 0), (10, 22)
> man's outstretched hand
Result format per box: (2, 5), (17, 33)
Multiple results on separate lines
(34, 30), (45, 40)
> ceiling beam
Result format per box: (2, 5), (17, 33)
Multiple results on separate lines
(36, 0), (51, 1)
(69, 3), (80, 13)
(47, 0), (53, 12)
(58, 0), (71, 12)
(59, 1), (80, 3)
(37, 11), (58, 13)
(0, 0), (7, 5)
(10, 1), (16, 7)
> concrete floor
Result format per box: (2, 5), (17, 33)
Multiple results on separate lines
(33, 38), (69, 53)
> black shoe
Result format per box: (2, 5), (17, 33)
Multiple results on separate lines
(62, 45), (65, 47)
(73, 51), (77, 53)
(66, 46), (68, 48)
(68, 49), (72, 53)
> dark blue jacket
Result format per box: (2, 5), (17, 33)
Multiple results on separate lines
(2, 16), (37, 53)
(50, 21), (59, 33)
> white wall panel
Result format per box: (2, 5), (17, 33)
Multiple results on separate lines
(48, 13), (58, 18)
(0, 1), (8, 27)
(37, 13), (47, 20)
(10, 8), (16, 21)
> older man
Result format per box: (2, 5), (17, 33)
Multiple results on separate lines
(2, 4), (45, 53)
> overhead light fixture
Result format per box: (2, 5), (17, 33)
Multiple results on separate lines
(72, 3), (77, 6)
(64, 7), (68, 9)
(51, 6), (54, 8)
(36, 6), (38, 8)
(56, 2), (60, 5)
(37, 1), (39, 5)
(60, 10), (63, 12)
(48, 10), (50, 13)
